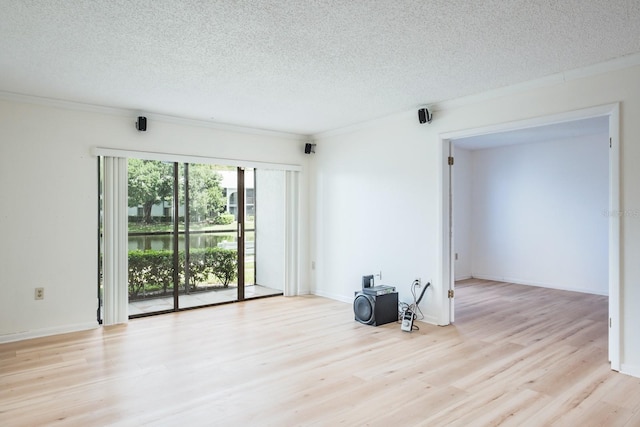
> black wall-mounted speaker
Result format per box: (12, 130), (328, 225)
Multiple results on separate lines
(354, 291), (398, 326)
(136, 116), (147, 132)
(418, 108), (432, 124)
(304, 143), (315, 154)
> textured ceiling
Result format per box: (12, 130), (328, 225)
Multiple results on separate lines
(1, 1), (639, 135)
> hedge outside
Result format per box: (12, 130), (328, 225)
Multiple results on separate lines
(128, 247), (237, 298)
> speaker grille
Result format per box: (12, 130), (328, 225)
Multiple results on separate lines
(354, 294), (374, 324)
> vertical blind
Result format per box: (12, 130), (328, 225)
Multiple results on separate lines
(102, 157), (129, 325)
(284, 170), (300, 296)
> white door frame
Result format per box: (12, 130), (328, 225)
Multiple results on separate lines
(439, 103), (621, 371)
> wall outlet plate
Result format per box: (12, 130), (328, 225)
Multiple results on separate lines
(35, 287), (44, 300)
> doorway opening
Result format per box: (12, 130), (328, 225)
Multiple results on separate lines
(440, 104), (620, 371)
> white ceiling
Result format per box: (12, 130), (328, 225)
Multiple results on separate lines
(1, 1), (639, 135)
(453, 116), (610, 151)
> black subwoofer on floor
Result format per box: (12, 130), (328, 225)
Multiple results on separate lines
(353, 292), (398, 326)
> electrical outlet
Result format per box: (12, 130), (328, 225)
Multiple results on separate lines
(415, 277), (421, 287)
(35, 287), (44, 300)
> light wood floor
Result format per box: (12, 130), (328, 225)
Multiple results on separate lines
(2, 279), (640, 426)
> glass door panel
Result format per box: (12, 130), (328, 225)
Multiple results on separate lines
(243, 168), (256, 298)
(127, 159), (176, 315)
(249, 169), (284, 299)
(179, 163), (238, 308)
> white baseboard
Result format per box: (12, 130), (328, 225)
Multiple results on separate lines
(0, 322), (99, 344)
(455, 274), (472, 281)
(415, 314), (440, 326)
(621, 364), (640, 379)
(311, 289), (353, 304)
(471, 274), (608, 296)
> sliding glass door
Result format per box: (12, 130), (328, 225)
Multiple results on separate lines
(97, 149), (300, 325)
(120, 160), (282, 317)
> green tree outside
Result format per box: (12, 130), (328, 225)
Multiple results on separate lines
(184, 164), (226, 223)
(128, 160), (227, 225)
(128, 159), (173, 224)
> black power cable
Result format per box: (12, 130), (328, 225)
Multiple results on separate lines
(398, 280), (431, 331)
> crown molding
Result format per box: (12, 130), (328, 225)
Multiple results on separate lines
(312, 109), (413, 140)
(3, 52), (639, 141)
(0, 91), (307, 140)
(314, 52), (640, 139)
(432, 52), (640, 112)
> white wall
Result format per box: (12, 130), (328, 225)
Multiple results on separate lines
(311, 113), (442, 323)
(0, 98), (308, 341)
(312, 63), (640, 376)
(453, 148), (472, 280)
(468, 134), (609, 294)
